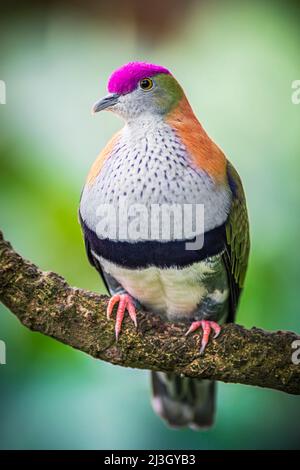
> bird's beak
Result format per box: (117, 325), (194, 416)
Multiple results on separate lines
(92, 93), (120, 114)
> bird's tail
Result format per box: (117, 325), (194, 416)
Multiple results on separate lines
(151, 372), (216, 430)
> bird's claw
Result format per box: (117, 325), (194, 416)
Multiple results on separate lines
(185, 320), (221, 355)
(107, 293), (137, 341)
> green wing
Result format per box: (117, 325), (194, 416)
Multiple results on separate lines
(223, 161), (250, 322)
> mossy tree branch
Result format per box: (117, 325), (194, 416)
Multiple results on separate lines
(0, 230), (299, 394)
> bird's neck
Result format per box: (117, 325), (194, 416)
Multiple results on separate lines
(124, 114), (165, 137)
(122, 100), (227, 186)
(166, 96), (227, 184)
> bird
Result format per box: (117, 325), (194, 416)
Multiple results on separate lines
(79, 62), (250, 429)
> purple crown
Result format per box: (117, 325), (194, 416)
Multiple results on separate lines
(108, 62), (171, 95)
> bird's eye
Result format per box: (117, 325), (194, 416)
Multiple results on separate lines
(139, 78), (153, 91)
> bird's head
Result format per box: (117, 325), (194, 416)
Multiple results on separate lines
(92, 62), (184, 121)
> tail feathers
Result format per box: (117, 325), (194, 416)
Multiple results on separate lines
(151, 372), (216, 430)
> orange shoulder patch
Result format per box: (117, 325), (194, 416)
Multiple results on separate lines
(167, 97), (227, 184)
(86, 130), (121, 186)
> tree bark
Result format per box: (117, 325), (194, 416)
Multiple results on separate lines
(0, 230), (299, 394)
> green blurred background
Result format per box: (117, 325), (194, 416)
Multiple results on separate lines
(1, 0), (300, 449)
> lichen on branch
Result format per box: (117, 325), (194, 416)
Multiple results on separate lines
(0, 230), (299, 394)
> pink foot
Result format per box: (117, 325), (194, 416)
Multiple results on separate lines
(185, 320), (221, 355)
(107, 294), (137, 341)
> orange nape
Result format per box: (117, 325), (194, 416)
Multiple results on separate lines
(167, 96), (227, 184)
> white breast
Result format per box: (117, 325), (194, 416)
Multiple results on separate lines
(80, 118), (231, 240)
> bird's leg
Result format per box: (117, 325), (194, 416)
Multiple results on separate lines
(185, 320), (221, 355)
(107, 293), (137, 341)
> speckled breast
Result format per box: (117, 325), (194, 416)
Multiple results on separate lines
(80, 117), (231, 269)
